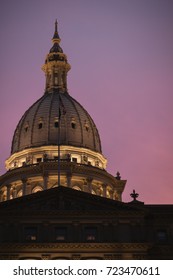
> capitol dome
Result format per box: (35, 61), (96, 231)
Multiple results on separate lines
(11, 92), (102, 154)
(0, 21), (126, 203)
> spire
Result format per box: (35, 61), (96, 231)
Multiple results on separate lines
(42, 21), (71, 94)
(52, 19), (61, 44)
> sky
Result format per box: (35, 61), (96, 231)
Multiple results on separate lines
(0, 0), (173, 204)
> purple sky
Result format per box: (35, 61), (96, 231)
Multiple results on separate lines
(0, 0), (173, 204)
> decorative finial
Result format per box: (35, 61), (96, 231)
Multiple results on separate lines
(52, 19), (61, 43)
(55, 19), (58, 32)
(115, 171), (121, 180)
(130, 189), (139, 201)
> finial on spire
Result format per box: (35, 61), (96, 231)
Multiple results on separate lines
(52, 19), (61, 43)
(55, 19), (58, 32)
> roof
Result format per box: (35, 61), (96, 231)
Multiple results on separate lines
(11, 92), (102, 154)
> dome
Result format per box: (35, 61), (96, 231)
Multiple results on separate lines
(1, 21), (126, 205)
(11, 92), (102, 154)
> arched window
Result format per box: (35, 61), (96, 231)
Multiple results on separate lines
(17, 190), (22, 197)
(71, 122), (76, 129)
(54, 121), (59, 128)
(38, 118), (43, 129)
(71, 117), (76, 129)
(32, 186), (43, 193)
(72, 186), (81, 191)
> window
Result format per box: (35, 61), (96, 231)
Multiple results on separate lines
(72, 157), (77, 163)
(32, 186), (43, 193)
(17, 190), (22, 197)
(85, 227), (97, 242)
(24, 227), (37, 241)
(38, 123), (43, 129)
(54, 121), (59, 128)
(24, 122), (29, 132)
(71, 122), (76, 129)
(157, 230), (167, 242)
(55, 77), (58, 84)
(37, 158), (42, 163)
(55, 227), (67, 241)
(73, 186), (81, 191)
(84, 121), (89, 132)
(83, 155), (88, 163)
(54, 156), (58, 160)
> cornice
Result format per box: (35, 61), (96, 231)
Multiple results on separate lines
(0, 161), (126, 188)
(0, 242), (152, 252)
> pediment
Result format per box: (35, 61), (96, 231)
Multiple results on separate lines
(0, 186), (143, 213)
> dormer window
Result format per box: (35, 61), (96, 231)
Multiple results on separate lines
(24, 122), (29, 132)
(71, 122), (76, 129)
(71, 117), (76, 129)
(38, 123), (43, 129)
(84, 121), (89, 132)
(54, 117), (59, 128)
(38, 118), (43, 129)
(54, 121), (59, 128)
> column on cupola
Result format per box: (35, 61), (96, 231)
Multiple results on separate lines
(102, 183), (107, 198)
(22, 178), (27, 196)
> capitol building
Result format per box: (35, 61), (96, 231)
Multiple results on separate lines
(0, 22), (172, 260)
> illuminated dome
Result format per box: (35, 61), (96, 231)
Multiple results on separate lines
(11, 92), (102, 154)
(0, 21), (126, 203)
